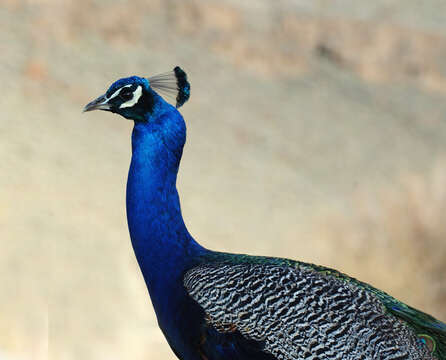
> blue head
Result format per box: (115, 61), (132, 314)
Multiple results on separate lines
(83, 67), (190, 123)
(83, 67), (204, 316)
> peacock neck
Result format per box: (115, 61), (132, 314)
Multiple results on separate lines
(126, 117), (205, 302)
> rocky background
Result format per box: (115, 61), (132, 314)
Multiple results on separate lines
(1, 0), (446, 359)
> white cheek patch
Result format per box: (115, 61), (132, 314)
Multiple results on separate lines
(120, 85), (143, 109)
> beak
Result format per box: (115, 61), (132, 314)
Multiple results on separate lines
(83, 94), (111, 112)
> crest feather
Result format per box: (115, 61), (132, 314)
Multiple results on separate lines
(148, 66), (190, 108)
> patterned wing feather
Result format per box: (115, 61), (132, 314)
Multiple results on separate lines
(184, 262), (437, 360)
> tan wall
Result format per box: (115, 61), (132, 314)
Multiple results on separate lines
(1, 1), (445, 359)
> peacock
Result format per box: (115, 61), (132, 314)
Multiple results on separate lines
(84, 67), (446, 360)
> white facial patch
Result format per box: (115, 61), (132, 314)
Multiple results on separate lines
(108, 84), (132, 101)
(120, 85), (143, 109)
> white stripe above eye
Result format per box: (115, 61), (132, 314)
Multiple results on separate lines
(107, 84), (133, 102)
(120, 85), (142, 109)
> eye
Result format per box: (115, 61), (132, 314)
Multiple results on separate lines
(418, 334), (436, 352)
(120, 90), (133, 101)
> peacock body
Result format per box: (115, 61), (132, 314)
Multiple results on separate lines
(84, 67), (446, 360)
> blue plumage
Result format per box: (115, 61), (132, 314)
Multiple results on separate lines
(84, 67), (446, 360)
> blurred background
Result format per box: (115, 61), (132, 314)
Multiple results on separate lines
(1, 0), (446, 359)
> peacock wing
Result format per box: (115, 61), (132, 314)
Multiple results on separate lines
(184, 262), (437, 360)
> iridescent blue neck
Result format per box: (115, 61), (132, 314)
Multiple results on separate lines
(126, 101), (205, 304)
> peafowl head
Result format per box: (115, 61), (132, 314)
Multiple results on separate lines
(83, 66), (190, 122)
